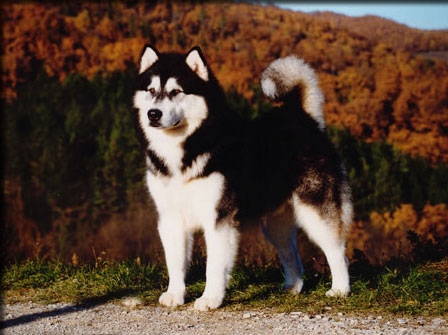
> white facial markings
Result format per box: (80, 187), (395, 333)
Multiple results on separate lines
(165, 78), (184, 98)
(133, 74), (210, 178)
(146, 76), (161, 99)
(154, 78), (185, 129)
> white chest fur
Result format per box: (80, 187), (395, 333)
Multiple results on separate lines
(147, 171), (225, 231)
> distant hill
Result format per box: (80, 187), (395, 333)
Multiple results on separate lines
(309, 11), (448, 52)
(3, 2), (448, 164)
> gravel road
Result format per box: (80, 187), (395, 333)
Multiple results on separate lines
(2, 300), (447, 335)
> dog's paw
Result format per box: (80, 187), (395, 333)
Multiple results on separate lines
(282, 279), (304, 295)
(325, 288), (350, 297)
(193, 296), (223, 311)
(159, 292), (184, 308)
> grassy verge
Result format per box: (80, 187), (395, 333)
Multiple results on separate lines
(2, 257), (447, 317)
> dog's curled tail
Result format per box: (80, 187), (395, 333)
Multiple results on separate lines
(261, 56), (325, 130)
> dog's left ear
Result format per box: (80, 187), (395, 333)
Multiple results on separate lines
(186, 46), (209, 81)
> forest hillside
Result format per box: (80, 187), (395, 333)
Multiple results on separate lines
(3, 2), (448, 163)
(2, 2), (448, 267)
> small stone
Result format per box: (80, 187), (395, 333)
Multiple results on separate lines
(121, 297), (143, 309)
(243, 313), (252, 319)
(432, 318), (445, 325)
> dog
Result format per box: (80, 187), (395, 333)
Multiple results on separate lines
(133, 45), (353, 311)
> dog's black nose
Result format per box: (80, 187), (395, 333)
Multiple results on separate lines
(148, 109), (162, 122)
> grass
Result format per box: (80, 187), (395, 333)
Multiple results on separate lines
(2, 257), (447, 317)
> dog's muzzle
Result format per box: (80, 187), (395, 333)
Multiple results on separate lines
(148, 109), (163, 127)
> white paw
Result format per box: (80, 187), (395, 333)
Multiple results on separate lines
(282, 279), (304, 295)
(193, 296), (223, 311)
(325, 287), (350, 297)
(159, 292), (184, 308)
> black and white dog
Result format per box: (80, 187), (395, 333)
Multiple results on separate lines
(133, 46), (353, 311)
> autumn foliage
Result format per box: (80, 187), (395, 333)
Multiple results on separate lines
(2, 2), (448, 267)
(3, 2), (448, 164)
(349, 203), (448, 265)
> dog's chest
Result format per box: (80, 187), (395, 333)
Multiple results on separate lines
(147, 171), (225, 229)
(147, 129), (211, 178)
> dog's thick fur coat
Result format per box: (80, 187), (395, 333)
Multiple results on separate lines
(133, 46), (353, 311)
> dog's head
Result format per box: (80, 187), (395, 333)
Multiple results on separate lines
(133, 46), (211, 140)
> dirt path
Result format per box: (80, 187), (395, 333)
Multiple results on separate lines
(2, 301), (447, 335)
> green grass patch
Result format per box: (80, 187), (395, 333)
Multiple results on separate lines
(2, 259), (166, 305)
(225, 262), (448, 317)
(2, 258), (447, 317)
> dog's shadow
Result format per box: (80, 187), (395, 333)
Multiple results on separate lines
(1, 289), (138, 330)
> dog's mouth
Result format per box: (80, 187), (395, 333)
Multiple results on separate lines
(149, 120), (162, 128)
(165, 119), (187, 132)
(149, 119), (186, 131)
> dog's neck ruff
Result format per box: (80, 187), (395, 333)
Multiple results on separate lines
(146, 132), (211, 182)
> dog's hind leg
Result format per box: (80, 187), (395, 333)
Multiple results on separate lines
(194, 223), (239, 311)
(158, 217), (193, 308)
(292, 195), (350, 297)
(262, 204), (304, 294)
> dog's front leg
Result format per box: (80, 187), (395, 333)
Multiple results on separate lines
(158, 217), (192, 308)
(194, 224), (239, 311)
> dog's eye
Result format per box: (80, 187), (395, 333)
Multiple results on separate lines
(170, 89), (182, 97)
(147, 88), (156, 95)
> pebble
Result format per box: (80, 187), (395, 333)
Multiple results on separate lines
(432, 318), (445, 325)
(397, 318), (408, 325)
(242, 312), (252, 319)
(121, 297), (144, 309)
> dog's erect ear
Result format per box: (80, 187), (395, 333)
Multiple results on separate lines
(185, 46), (209, 81)
(139, 45), (159, 74)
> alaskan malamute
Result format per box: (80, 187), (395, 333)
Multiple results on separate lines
(133, 46), (353, 311)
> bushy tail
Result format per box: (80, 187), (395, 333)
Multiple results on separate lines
(261, 56), (325, 130)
